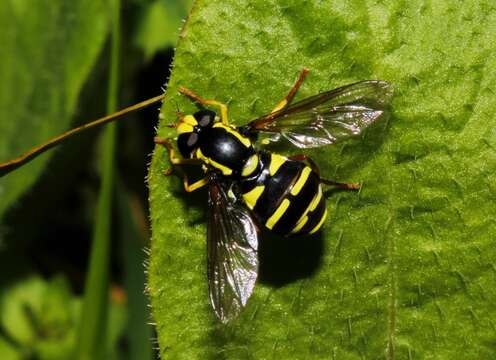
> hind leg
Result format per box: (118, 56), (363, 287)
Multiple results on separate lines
(288, 153), (360, 190)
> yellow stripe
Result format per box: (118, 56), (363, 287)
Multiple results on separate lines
(242, 186), (265, 210)
(266, 198), (290, 230)
(291, 215), (308, 234)
(309, 186), (323, 212)
(309, 209), (328, 234)
(269, 154), (286, 176)
(291, 186), (323, 233)
(290, 167), (311, 196)
(241, 154), (259, 177)
(213, 123), (251, 147)
(196, 148), (233, 176)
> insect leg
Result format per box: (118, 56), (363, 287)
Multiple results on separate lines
(270, 68), (309, 113)
(154, 137), (201, 166)
(288, 153), (359, 190)
(179, 87), (229, 125)
(183, 176), (209, 192)
(162, 168), (209, 192)
(154, 137), (208, 192)
(320, 179), (360, 190)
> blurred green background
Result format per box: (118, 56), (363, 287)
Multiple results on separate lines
(0, 0), (191, 359)
(3, 0), (496, 359)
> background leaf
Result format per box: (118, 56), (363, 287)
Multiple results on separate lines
(76, 0), (120, 358)
(149, 0), (496, 358)
(0, 275), (126, 360)
(134, 0), (192, 60)
(0, 0), (108, 219)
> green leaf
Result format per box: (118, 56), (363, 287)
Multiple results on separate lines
(0, 337), (21, 360)
(0, 276), (45, 346)
(0, 0), (108, 219)
(148, 0), (496, 358)
(0, 275), (80, 360)
(0, 274), (126, 360)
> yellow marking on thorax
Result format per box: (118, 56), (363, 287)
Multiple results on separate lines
(269, 154), (287, 176)
(290, 167), (312, 196)
(242, 185), (265, 210)
(196, 148), (233, 176)
(241, 154), (259, 177)
(213, 123), (251, 147)
(309, 209), (328, 234)
(183, 114), (198, 126)
(177, 123), (193, 134)
(177, 115), (198, 134)
(265, 198), (290, 230)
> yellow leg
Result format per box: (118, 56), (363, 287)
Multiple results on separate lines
(179, 87), (229, 125)
(183, 177), (209, 192)
(270, 68), (309, 113)
(154, 137), (208, 192)
(154, 137), (200, 166)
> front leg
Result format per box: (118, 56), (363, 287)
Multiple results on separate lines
(154, 137), (208, 192)
(154, 137), (201, 166)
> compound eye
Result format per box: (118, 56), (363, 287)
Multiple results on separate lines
(194, 109), (216, 128)
(187, 132), (199, 147)
(177, 132), (199, 158)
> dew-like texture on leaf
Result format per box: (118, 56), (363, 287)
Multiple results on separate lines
(149, 1), (496, 358)
(0, 0), (108, 218)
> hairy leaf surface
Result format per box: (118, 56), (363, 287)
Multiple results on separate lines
(149, 1), (496, 358)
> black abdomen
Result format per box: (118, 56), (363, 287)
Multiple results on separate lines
(239, 152), (327, 236)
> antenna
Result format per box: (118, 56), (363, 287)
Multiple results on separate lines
(0, 94), (165, 177)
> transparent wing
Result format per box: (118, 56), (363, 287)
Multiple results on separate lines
(246, 80), (393, 148)
(207, 181), (259, 323)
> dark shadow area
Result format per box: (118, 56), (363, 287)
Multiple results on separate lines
(164, 164), (210, 227)
(258, 229), (324, 287)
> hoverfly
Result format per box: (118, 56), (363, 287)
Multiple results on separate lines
(154, 69), (392, 322)
(0, 69), (392, 323)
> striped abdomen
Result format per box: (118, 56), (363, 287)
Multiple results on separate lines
(239, 152), (327, 236)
